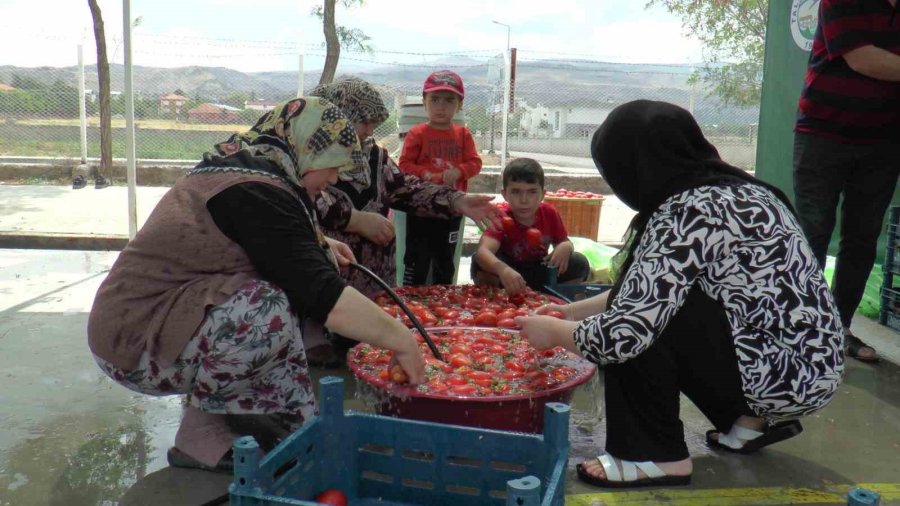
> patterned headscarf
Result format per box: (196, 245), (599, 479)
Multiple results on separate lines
(200, 97), (366, 189)
(310, 77), (389, 126)
(310, 77), (390, 190)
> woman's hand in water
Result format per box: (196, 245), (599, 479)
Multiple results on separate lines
(515, 314), (579, 352)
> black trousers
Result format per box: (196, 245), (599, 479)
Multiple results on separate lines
(470, 250), (592, 291)
(403, 215), (463, 285)
(793, 132), (900, 327)
(604, 287), (753, 462)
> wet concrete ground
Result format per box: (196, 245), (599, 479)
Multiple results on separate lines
(1, 249), (899, 505)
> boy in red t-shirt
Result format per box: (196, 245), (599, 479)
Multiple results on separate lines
(473, 158), (590, 294)
(399, 70), (482, 285)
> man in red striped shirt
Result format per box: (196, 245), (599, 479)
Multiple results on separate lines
(793, 0), (899, 363)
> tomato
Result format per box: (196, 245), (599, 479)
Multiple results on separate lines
(501, 216), (516, 233)
(472, 377), (492, 388)
(449, 354), (473, 368)
(474, 355), (496, 367)
(497, 309), (516, 320)
(446, 375), (468, 386)
(451, 384), (477, 395)
(449, 343), (472, 355)
(499, 370), (524, 380)
(426, 379), (449, 393)
(525, 228), (543, 247)
(389, 364), (408, 383)
(497, 318), (517, 329)
(504, 360), (526, 373)
(546, 310), (566, 319)
(488, 344), (507, 354)
(447, 328), (465, 338)
(466, 370), (493, 380)
(474, 311), (498, 327)
(443, 310), (459, 320)
(493, 383), (512, 394)
(426, 357), (453, 373)
(315, 489), (348, 506)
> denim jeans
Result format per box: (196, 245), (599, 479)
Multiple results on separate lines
(793, 132), (900, 327)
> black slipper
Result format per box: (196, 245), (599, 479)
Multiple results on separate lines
(575, 456), (691, 489)
(845, 334), (880, 363)
(167, 447), (234, 473)
(706, 420), (803, 454)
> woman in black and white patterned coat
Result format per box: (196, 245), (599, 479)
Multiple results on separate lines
(516, 100), (844, 489)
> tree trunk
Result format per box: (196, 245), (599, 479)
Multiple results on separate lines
(88, 0), (111, 178)
(319, 0), (339, 86)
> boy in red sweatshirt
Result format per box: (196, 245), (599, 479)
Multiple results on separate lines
(399, 70), (482, 285)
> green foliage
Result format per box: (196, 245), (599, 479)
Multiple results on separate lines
(311, 0), (373, 53)
(222, 92), (249, 109)
(241, 107), (262, 123)
(647, 0), (768, 106)
(11, 74), (44, 90)
(0, 80), (80, 117)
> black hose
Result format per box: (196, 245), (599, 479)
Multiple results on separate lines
(347, 262), (444, 362)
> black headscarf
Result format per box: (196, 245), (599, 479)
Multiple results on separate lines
(591, 100), (794, 301)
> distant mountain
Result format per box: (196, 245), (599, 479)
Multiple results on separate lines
(0, 58), (756, 124)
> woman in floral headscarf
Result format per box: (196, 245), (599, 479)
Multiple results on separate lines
(308, 77), (500, 364)
(87, 97), (425, 472)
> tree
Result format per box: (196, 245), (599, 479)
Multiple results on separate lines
(222, 92), (249, 109)
(647, 0), (768, 107)
(311, 0), (372, 85)
(88, 0), (112, 178)
(11, 74), (44, 90)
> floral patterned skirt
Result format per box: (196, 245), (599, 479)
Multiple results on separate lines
(93, 278), (316, 430)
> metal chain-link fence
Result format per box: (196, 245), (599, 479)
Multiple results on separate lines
(0, 33), (761, 170)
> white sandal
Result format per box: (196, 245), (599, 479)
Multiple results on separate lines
(576, 453), (691, 488)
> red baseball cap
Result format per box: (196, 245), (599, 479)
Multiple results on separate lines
(423, 70), (465, 99)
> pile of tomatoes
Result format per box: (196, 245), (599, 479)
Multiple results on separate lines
(351, 327), (583, 397)
(545, 188), (604, 199)
(373, 285), (565, 330)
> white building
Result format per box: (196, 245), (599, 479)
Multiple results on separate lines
(519, 100), (616, 138)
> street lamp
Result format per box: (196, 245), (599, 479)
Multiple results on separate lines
(491, 20), (511, 164)
(492, 20), (510, 54)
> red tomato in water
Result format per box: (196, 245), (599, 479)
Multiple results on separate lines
(315, 489), (348, 506)
(498, 318), (517, 329)
(501, 216), (516, 233)
(389, 364), (408, 383)
(474, 311), (499, 327)
(525, 228), (543, 247)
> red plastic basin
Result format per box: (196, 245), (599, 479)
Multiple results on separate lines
(348, 327), (596, 433)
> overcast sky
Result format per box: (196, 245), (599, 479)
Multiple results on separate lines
(1, 0), (705, 72)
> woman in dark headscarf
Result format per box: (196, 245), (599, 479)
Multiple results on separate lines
(88, 97), (425, 472)
(517, 100), (843, 488)
(305, 77), (500, 365)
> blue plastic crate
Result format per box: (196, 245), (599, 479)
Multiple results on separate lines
(879, 285), (900, 332)
(889, 206), (900, 227)
(544, 284), (611, 303)
(884, 224), (900, 275)
(229, 377), (569, 506)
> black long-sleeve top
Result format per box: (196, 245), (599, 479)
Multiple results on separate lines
(207, 182), (346, 323)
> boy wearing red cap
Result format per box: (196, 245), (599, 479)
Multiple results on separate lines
(399, 70), (483, 285)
